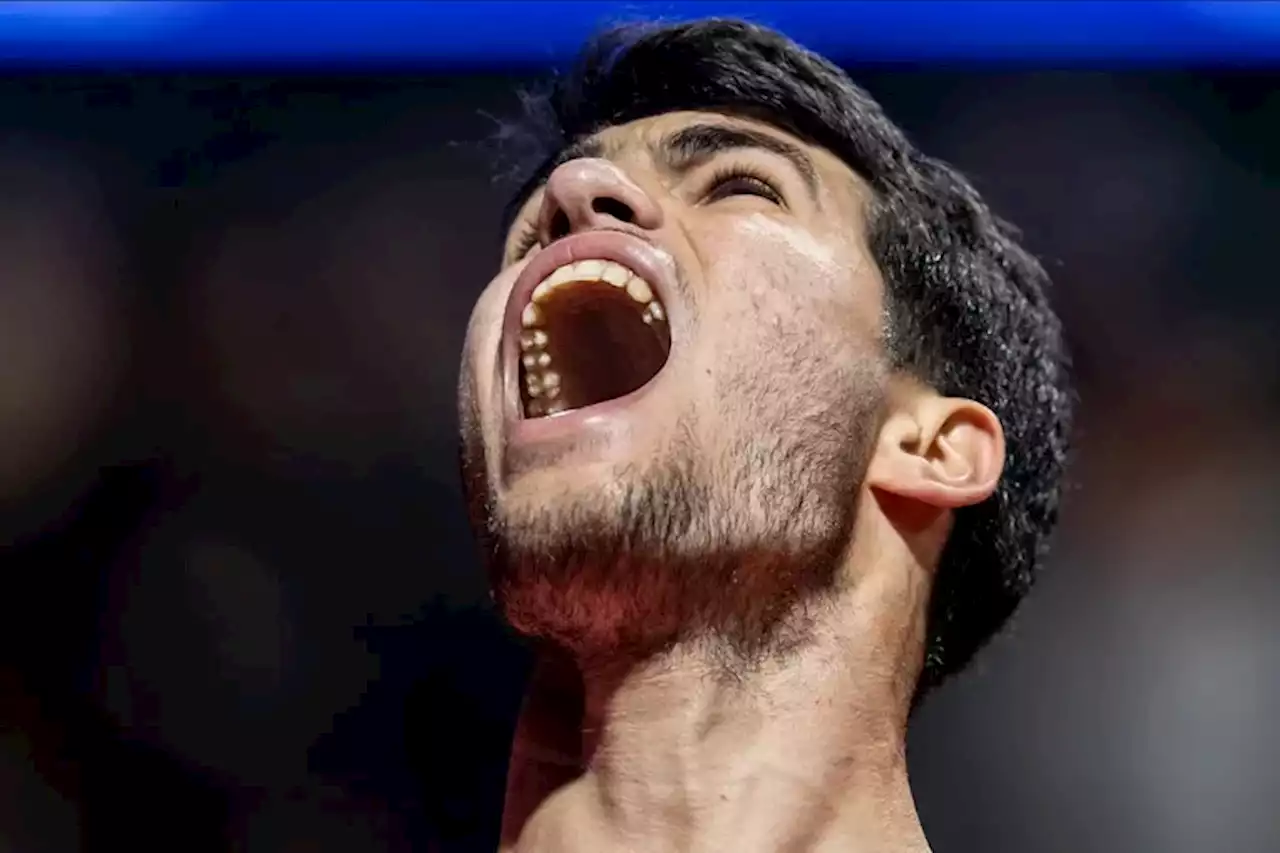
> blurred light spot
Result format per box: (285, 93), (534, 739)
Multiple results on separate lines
(0, 137), (123, 502)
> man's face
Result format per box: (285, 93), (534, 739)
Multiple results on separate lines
(459, 111), (889, 659)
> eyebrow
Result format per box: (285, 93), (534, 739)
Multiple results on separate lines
(657, 122), (820, 200)
(550, 135), (605, 171)
(535, 122), (821, 202)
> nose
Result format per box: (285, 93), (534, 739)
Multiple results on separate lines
(538, 158), (663, 243)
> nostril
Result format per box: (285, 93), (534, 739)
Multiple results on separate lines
(549, 209), (571, 241)
(592, 197), (635, 223)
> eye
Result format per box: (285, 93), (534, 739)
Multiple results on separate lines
(704, 166), (785, 206)
(510, 222), (540, 261)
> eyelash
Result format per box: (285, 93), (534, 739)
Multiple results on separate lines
(509, 165), (783, 258)
(512, 223), (540, 259)
(704, 165), (785, 206)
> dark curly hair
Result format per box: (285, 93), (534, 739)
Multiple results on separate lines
(495, 18), (1073, 694)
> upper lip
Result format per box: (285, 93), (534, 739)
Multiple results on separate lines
(500, 229), (681, 421)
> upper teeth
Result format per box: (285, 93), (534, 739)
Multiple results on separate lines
(525, 259), (657, 321)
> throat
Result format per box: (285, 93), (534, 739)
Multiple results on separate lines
(506, 625), (928, 853)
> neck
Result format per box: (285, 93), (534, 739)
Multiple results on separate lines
(501, 549), (934, 853)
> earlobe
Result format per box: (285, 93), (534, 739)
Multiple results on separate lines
(867, 395), (1005, 510)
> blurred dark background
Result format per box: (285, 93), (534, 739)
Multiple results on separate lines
(0, 67), (1276, 852)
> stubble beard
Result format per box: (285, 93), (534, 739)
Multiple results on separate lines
(468, 401), (879, 674)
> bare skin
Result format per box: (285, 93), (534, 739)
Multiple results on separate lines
(459, 111), (1005, 852)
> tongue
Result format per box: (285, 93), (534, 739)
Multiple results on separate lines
(528, 281), (670, 415)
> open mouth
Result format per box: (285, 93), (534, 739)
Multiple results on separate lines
(516, 258), (672, 419)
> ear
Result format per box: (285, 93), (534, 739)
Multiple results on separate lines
(866, 390), (1005, 510)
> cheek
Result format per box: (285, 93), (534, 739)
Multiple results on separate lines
(462, 269), (519, 405)
(701, 215), (877, 366)
(685, 216), (884, 446)
(466, 270), (516, 353)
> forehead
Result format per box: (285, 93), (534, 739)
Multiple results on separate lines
(509, 110), (871, 227)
